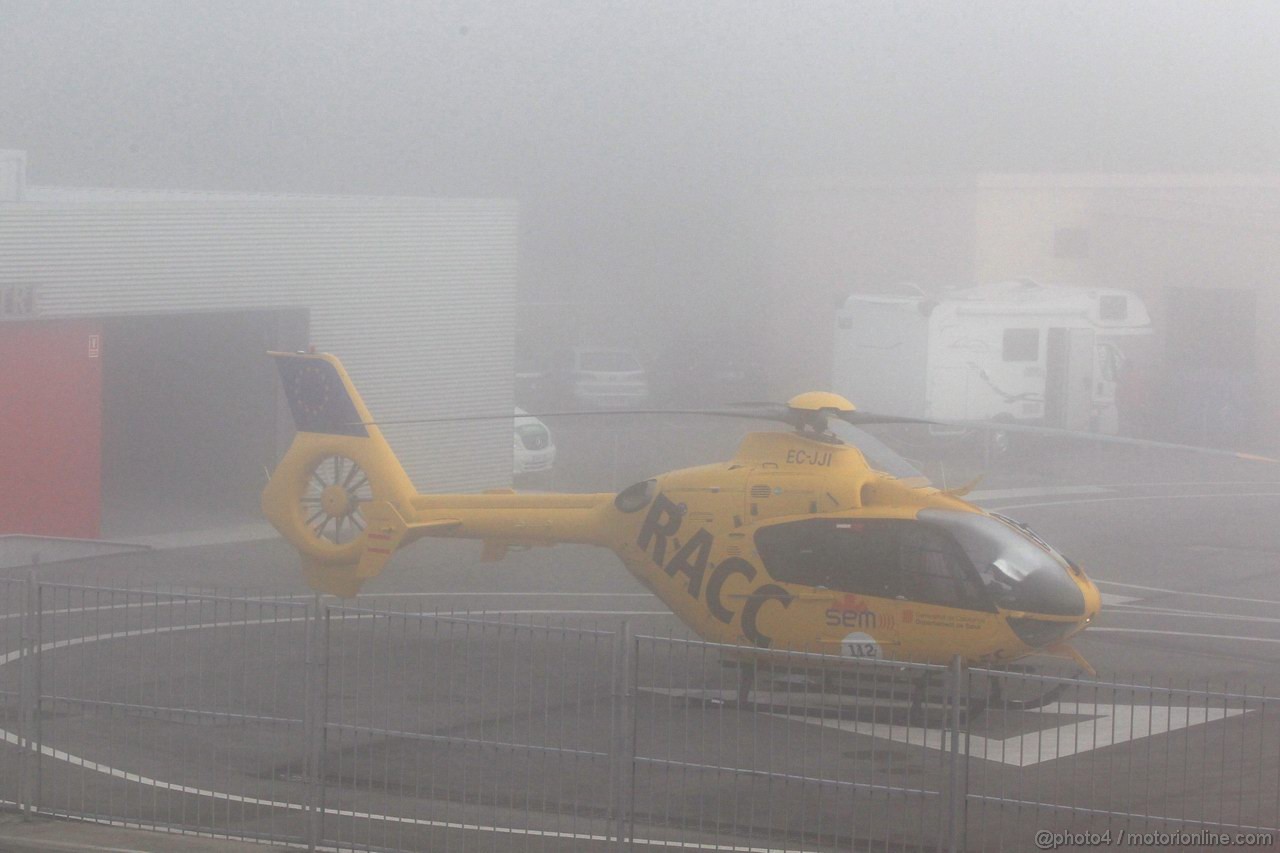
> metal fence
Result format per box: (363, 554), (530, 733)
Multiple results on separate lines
(0, 577), (1275, 852)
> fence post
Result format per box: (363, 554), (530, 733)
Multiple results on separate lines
(27, 576), (44, 816)
(16, 575), (32, 818)
(303, 595), (328, 851)
(945, 655), (965, 853)
(610, 620), (635, 850)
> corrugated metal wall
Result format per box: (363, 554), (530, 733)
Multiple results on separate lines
(0, 196), (518, 491)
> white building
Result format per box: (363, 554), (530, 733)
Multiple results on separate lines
(0, 151), (518, 538)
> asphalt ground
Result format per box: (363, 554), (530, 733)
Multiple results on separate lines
(2, 436), (1279, 850)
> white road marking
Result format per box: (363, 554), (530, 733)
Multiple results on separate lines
(0, 807), (312, 853)
(0, 836), (156, 853)
(0, 615), (806, 853)
(1062, 481), (1280, 489)
(124, 523), (276, 550)
(986, 492), (1280, 512)
(1099, 593), (1142, 606)
(0, 727), (803, 852)
(1106, 603), (1280, 625)
(1088, 627), (1280, 645)
(969, 486), (1113, 501)
(0, 592), (662, 623)
(1095, 580), (1280, 608)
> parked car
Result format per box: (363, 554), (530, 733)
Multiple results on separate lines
(651, 339), (761, 407)
(513, 407), (556, 478)
(561, 346), (649, 409)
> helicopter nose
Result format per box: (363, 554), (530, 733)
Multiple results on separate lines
(1080, 574), (1102, 622)
(1018, 571), (1100, 647)
(1003, 565), (1094, 648)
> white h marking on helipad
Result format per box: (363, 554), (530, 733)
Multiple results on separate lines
(768, 701), (1249, 767)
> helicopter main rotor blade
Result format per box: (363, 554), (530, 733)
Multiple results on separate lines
(834, 411), (940, 427)
(351, 406), (1275, 463)
(350, 406), (797, 428)
(947, 419), (1278, 463)
(826, 406), (1275, 463)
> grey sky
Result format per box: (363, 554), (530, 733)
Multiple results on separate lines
(5, 1), (1279, 194)
(4, 1), (1279, 344)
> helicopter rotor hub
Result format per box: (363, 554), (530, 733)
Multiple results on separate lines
(320, 484), (355, 517)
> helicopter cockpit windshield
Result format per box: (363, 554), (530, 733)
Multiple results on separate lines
(919, 509), (1085, 617)
(754, 510), (1086, 619)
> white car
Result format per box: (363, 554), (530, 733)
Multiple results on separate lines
(513, 407), (556, 477)
(567, 346), (649, 409)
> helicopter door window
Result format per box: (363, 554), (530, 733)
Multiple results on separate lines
(754, 519), (902, 599)
(830, 520), (901, 598)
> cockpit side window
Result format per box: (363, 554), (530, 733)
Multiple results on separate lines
(754, 518), (991, 610)
(897, 524), (987, 610)
(753, 519), (899, 597)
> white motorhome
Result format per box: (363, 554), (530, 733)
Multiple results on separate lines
(832, 280), (1152, 434)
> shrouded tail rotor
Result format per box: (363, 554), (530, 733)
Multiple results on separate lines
(301, 454), (373, 545)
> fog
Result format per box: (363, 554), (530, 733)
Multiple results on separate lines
(9, 2), (1280, 183)
(4, 0), (1280, 486)
(5, 10), (1280, 842)
(6, 2), (1280, 337)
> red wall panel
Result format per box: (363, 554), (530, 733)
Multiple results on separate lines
(0, 320), (102, 538)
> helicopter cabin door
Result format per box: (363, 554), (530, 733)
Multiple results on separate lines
(754, 517), (906, 659)
(754, 517), (991, 661)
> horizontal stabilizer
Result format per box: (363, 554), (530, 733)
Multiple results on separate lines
(357, 500), (460, 580)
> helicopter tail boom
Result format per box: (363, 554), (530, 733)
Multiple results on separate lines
(263, 351), (618, 597)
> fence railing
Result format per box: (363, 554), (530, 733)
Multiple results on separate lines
(0, 577), (1275, 852)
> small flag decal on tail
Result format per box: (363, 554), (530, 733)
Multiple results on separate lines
(276, 355), (369, 437)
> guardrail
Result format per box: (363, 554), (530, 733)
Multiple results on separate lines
(0, 577), (1275, 851)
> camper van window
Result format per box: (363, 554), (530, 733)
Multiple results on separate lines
(1099, 295), (1128, 320)
(1002, 328), (1039, 362)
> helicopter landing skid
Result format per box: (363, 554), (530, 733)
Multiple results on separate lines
(970, 667), (1076, 713)
(711, 662), (975, 725)
(716, 660), (1079, 722)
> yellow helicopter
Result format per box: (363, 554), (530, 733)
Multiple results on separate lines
(263, 351), (1272, 684)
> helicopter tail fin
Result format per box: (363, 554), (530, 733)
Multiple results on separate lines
(262, 351), (428, 597)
